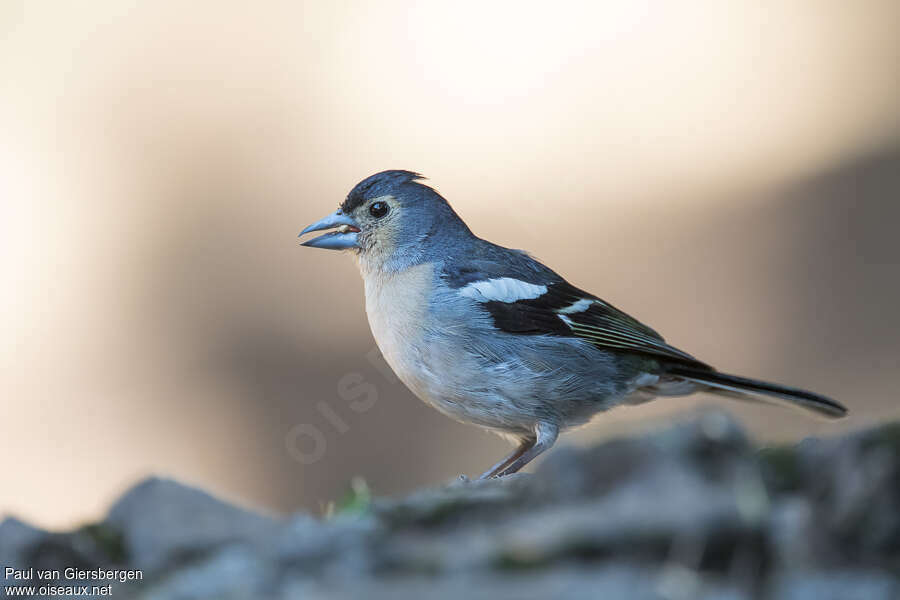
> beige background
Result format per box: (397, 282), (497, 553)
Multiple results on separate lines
(2, 0), (899, 528)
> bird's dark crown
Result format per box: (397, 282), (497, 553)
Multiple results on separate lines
(341, 170), (427, 213)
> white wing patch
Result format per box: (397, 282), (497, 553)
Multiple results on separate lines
(558, 298), (595, 314)
(632, 373), (660, 388)
(459, 278), (548, 303)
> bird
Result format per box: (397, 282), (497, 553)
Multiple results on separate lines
(298, 170), (847, 478)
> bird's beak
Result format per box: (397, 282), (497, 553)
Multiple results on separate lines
(298, 210), (361, 250)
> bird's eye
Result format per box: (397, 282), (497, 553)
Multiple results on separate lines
(369, 201), (389, 218)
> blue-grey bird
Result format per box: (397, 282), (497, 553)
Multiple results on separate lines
(299, 170), (847, 478)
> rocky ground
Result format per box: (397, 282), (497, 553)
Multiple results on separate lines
(2, 412), (898, 599)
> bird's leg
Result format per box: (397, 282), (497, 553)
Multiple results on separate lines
(493, 422), (559, 477)
(478, 437), (535, 479)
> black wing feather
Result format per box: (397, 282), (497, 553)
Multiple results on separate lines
(440, 243), (710, 368)
(479, 280), (709, 368)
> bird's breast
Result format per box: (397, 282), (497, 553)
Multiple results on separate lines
(361, 262), (537, 433)
(363, 263), (435, 395)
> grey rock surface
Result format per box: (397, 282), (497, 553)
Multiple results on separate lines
(105, 477), (284, 573)
(2, 412), (898, 599)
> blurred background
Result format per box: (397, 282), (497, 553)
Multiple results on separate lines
(2, 0), (898, 529)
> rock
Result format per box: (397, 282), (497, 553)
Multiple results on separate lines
(104, 477), (284, 573)
(797, 424), (900, 567)
(0, 517), (48, 573)
(0, 518), (126, 577)
(275, 512), (378, 578)
(768, 570), (900, 600)
(4, 413), (898, 599)
(140, 546), (273, 600)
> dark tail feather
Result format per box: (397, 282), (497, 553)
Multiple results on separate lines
(666, 366), (847, 419)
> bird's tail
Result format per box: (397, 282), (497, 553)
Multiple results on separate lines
(666, 365), (847, 419)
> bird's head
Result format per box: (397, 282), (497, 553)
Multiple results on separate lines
(299, 170), (471, 272)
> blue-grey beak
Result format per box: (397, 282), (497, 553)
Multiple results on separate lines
(298, 210), (360, 250)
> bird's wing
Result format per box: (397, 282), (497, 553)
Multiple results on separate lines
(442, 250), (710, 368)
